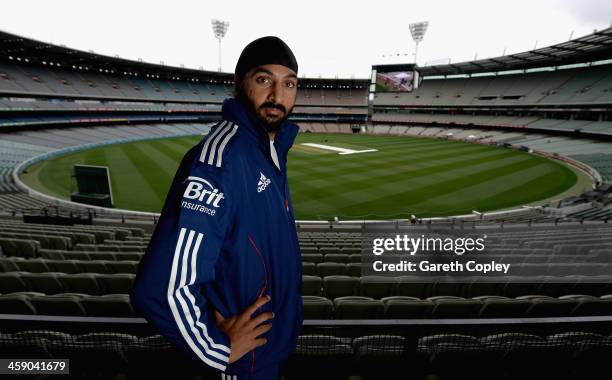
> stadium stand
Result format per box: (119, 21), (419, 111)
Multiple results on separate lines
(1, 225), (612, 379)
(370, 30), (612, 225)
(0, 225), (611, 317)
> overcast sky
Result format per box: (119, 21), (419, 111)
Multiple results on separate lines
(1, 0), (611, 79)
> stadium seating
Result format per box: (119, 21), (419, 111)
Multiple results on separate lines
(8, 179), (612, 366)
(1, 224), (611, 321)
(0, 329), (609, 379)
(373, 64), (612, 108)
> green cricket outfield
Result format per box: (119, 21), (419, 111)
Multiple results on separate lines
(19, 132), (587, 220)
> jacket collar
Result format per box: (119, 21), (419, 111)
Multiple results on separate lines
(221, 97), (299, 169)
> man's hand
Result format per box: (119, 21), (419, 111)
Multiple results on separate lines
(214, 295), (274, 364)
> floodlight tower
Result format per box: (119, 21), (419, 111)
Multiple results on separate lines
(409, 21), (429, 66)
(211, 19), (230, 72)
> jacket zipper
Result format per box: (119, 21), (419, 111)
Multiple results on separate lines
(264, 141), (290, 216)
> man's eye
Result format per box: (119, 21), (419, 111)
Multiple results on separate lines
(286, 82), (296, 88)
(256, 76), (270, 84)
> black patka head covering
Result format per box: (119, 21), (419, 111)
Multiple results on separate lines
(234, 36), (298, 82)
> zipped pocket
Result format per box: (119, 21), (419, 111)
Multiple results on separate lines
(247, 234), (268, 303)
(246, 233), (269, 373)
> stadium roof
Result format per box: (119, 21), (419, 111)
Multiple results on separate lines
(2, 27), (612, 83)
(0, 29), (367, 88)
(418, 27), (612, 76)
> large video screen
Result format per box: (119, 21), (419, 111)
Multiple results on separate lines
(372, 64), (418, 93)
(376, 70), (414, 92)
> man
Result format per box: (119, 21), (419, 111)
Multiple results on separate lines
(131, 36), (304, 380)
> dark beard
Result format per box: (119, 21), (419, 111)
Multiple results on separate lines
(235, 86), (293, 132)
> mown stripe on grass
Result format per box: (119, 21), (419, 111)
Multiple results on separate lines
(293, 153), (537, 214)
(114, 144), (166, 208)
(330, 156), (548, 215)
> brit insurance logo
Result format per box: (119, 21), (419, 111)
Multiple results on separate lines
(257, 172), (271, 193)
(181, 176), (225, 216)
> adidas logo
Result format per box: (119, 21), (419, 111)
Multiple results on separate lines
(257, 172), (271, 193)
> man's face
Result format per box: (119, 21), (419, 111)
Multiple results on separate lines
(235, 64), (298, 131)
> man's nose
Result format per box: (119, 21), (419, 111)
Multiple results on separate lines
(268, 81), (285, 104)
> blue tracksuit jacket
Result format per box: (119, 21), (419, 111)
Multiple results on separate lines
(130, 97), (304, 375)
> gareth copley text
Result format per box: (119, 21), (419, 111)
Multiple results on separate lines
(368, 234), (510, 274)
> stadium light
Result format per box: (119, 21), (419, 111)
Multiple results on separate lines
(409, 21), (429, 65)
(211, 19), (230, 72)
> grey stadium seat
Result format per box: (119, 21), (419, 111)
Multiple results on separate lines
(0, 293), (36, 314)
(381, 296), (434, 319)
(333, 296), (384, 319)
(22, 272), (64, 294)
(30, 294), (86, 316)
(301, 295), (333, 319)
(58, 273), (101, 295)
(302, 275), (322, 296)
(359, 276), (396, 299)
(323, 275), (359, 299)
(316, 262), (347, 277)
(302, 262), (316, 276)
(96, 274), (135, 294)
(81, 294), (135, 317)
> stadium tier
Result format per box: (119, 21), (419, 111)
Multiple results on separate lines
(1, 224), (612, 317)
(0, 62), (368, 106)
(2, 326), (611, 379)
(373, 63), (612, 107)
(1, 224), (612, 379)
(0, 57), (369, 117)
